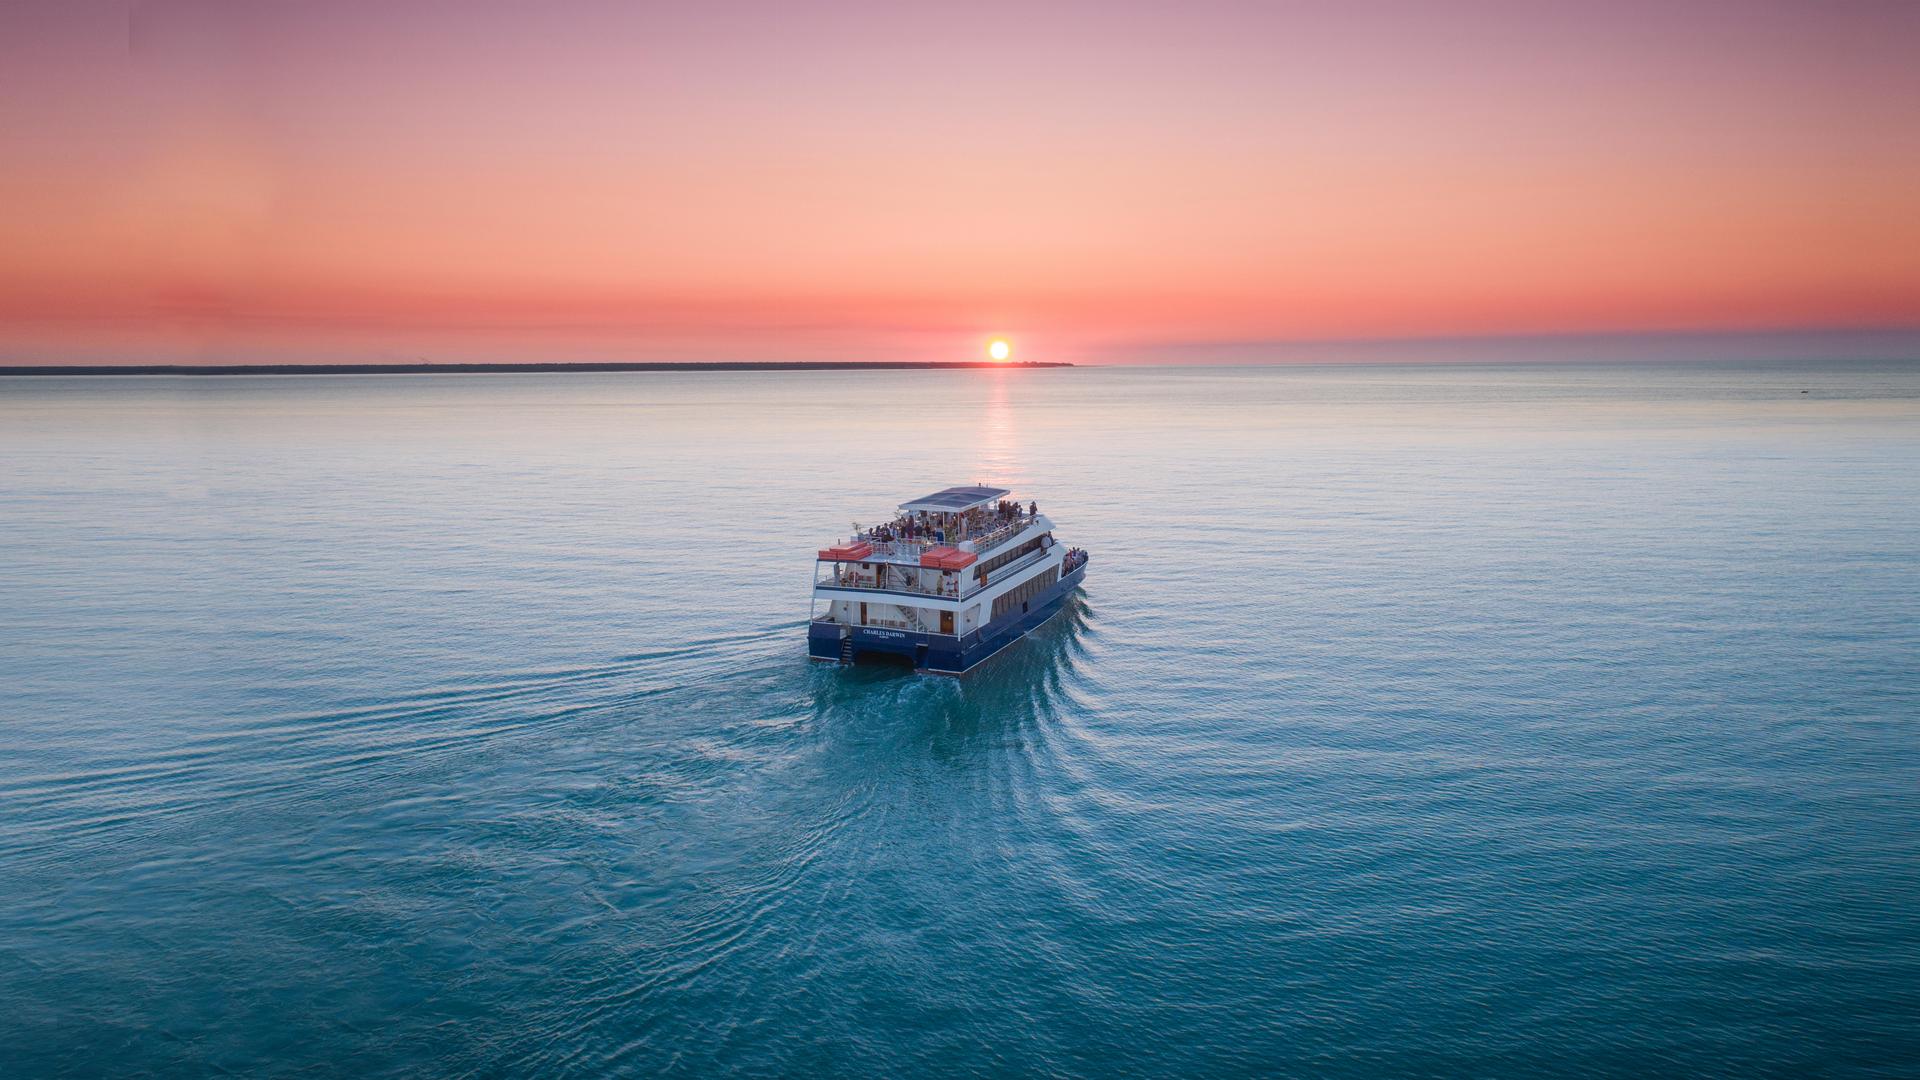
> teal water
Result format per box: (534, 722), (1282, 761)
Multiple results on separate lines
(1, 363), (1917, 1077)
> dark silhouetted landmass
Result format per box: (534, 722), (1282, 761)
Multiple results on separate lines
(0, 361), (1072, 376)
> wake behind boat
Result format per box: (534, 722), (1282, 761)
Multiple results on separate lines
(810, 485), (1089, 674)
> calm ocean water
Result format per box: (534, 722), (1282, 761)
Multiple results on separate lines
(1, 363), (1917, 1077)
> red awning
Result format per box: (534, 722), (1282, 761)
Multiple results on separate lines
(919, 545), (976, 570)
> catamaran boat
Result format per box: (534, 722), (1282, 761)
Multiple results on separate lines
(810, 485), (1090, 674)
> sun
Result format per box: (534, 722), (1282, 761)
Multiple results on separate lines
(987, 338), (1011, 362)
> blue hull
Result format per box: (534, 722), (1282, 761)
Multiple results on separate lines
(811, 561), (1087, 675)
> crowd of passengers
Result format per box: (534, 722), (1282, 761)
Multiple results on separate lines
(860, 500), (1038, 544)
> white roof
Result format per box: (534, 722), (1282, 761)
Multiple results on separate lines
(899, 485), (1009, 514)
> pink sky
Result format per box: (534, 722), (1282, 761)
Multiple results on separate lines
(2, 0), (1917, 365)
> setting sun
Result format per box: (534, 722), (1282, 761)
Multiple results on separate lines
(988, 339), (1011, 362)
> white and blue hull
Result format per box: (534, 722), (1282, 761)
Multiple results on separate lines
(810, 559), (1087, 675)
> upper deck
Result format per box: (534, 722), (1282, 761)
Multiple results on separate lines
(817, 486), (1044, 567)
(814, 486), (1059, 602)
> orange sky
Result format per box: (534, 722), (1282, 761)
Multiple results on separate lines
(2, 0), (1917, 364)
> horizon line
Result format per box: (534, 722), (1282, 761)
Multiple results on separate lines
(0, 361), (1077, 377)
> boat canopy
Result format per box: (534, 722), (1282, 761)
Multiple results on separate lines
(899, 485), (1009, 514)
(919, 545), (978, 570)
(818, 540), (873, 561)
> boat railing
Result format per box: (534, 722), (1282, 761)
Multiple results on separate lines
(861, 539), (928, 560)
(846, 514), (1034, 559)
(964, 518), (1029, 556)
(821, 566), (965, 599)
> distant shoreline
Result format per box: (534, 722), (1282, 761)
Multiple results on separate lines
(0, 361), (1072, 377)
